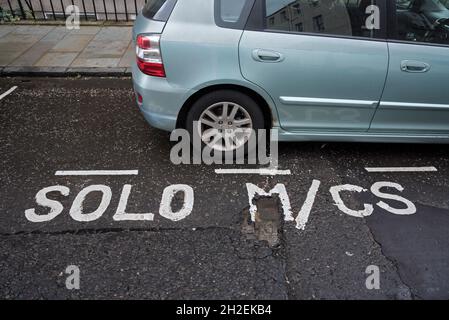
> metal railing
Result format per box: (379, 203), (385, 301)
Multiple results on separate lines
(0, 0), (148, 21)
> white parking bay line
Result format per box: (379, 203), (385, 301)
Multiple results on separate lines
(0, 86), (18, 101)
(365, 166), (438, 173)
(215, 168), (291, 176)
(55, 170), (139, 176)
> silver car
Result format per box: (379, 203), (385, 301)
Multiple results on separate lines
(133, 0), (449, 151)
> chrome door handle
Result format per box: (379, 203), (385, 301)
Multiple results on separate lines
(401, 60), (431, 73)
(252, 49), (284, 63)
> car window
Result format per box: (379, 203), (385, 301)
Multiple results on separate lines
(215, 0), (255, 29)
(142, 0), (177, 22)
(221, 0), (248, 22)
(263, 0), (380, 38)
(394, 0), (449, 45)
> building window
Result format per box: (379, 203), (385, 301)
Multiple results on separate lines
(312, 14), (324, 32)
(281, 10), (288, 21)
(295, 22), (303, 32)
(292, 3), (301, 14)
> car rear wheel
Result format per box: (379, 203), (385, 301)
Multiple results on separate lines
(185, 90), (265, 156)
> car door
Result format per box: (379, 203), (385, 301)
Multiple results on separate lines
(370, 0), (449, 134)
(239, 0), (389, 132)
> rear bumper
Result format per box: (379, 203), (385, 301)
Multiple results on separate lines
(138, 106), (178, 132)
(132, 63), (187, 132)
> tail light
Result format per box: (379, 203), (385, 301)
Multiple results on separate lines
(136, 34), (166, 77)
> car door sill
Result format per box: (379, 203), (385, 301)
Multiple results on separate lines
(277, 129), (449, 143)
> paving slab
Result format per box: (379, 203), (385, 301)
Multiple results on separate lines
(10, 25), (55, 35)
(70, 57), (121, 68)
(35, 52), (79, 67)
(0, 25), (133, 74)
(118, 42), (135, 67)
(79, 40), (131, 58)
(50, 34), (95, 52)
(0, 50), (24, 66)
(0, 32), (45, 45)
(40, 27), (71, 42)
(93, 27), (132, 41)
(9, 41), (57, 67)
(70, 26), (101, 35)
(0, 25), (15, 38)
(0, 35), (46, 67)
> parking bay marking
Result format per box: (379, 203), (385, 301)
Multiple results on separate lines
(365, 166), (438, 173)
(215, 168), (291, 176)
(0, 86), (18, 101)
(55, 170), (139, 176)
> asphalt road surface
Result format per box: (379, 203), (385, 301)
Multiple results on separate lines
(1, 77), (449, 299)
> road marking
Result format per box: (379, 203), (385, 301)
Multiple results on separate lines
(246, 183), (294, 221)
(365, 166), (438, 173)
(55, 170), (139, 176)
(296, 180), (321, 230)
(0, 86), (18, 101)
(215, 168), (291, 175)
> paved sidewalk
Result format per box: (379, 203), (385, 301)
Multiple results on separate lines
(0, 25), (133, 76)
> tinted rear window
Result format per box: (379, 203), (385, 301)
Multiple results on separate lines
(248, 0), (383, 39)
(142, 0), (177, 22)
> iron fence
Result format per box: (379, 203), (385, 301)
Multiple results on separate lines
(0, 0), (148, 21)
